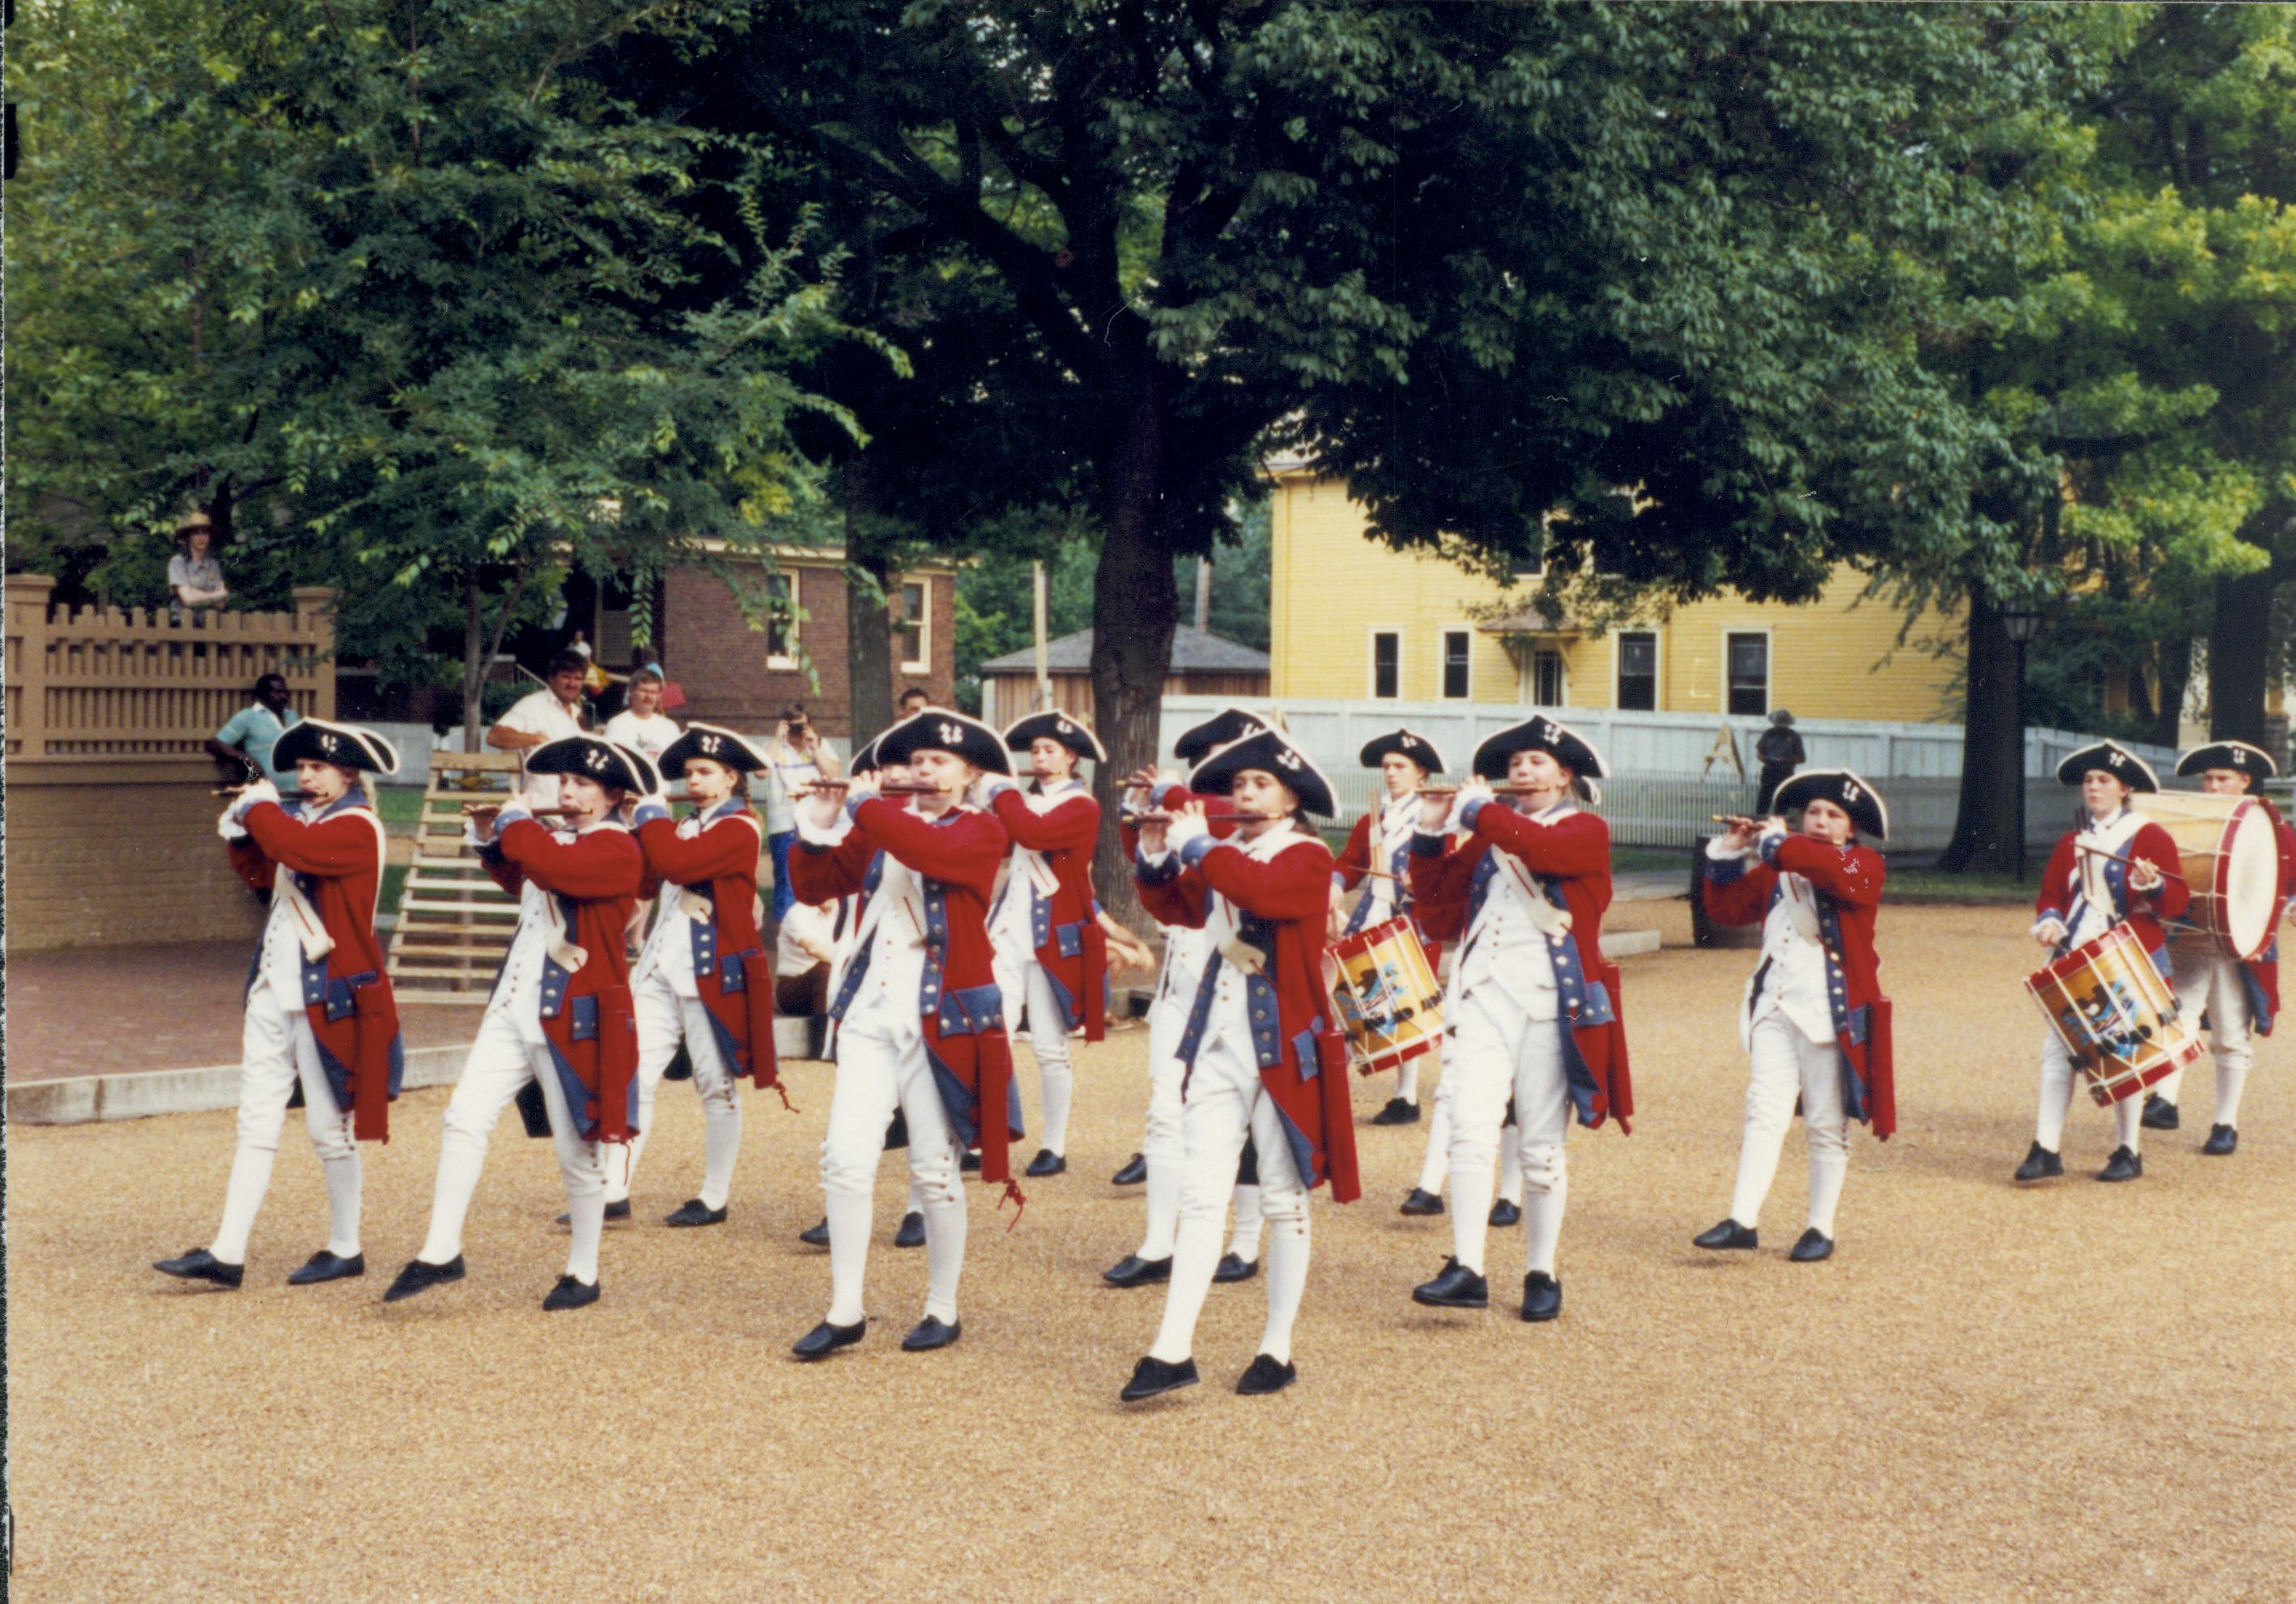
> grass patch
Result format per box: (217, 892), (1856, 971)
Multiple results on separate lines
(1887, 866), (2032, 903)
(374, 786), (426, 834)
(381, 863), (409, 918)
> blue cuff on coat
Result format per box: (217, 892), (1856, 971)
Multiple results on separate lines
(1135, 849), (1180, 887)
(1176, 833), (1222, 870)
(1410, 830), (1447, 858)
(981, 776), (1019, 804)
(631, 801), (670, 827)
(496, 806), (534, 831)
(1458, 798), (1488, 832)
(1757, 829), (1788, 867)
(1705, 852), (1749, 885)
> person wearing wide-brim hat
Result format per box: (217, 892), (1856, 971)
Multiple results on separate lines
(1103, 706), (1280, 1294)
(156, 720), (406, 1292)
(2139, 741), (2295, 1155)
(1754, 709), (1805, 815)
(2013, 740), (2189, 1185)
(1401, 715), (1631, 1326)
(982, 711), (1111, 1179)
(1338, 730), (1449, 1128)
(384, 735), (651, 1312)
(606, 723), (780, 1231)
(783, 708), (1022, 1360)
(1119, 725), (1356, 1403)
(1694, 771), (1894, 1263)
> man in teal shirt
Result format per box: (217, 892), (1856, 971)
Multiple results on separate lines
(208, 673), (304, 788)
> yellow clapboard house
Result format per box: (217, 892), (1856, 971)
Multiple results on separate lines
(1268, 465), (1963, 725)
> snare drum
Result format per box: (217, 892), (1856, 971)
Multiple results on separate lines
(2142, 791), (2283, 961)
(2026, 923), (2202, 1106)
(1326, 917), (1444, 1075)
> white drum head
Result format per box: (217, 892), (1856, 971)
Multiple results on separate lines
(2222, 804), (2278, 959)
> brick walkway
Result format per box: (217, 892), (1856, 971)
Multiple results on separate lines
(5, 942), (479, 1082)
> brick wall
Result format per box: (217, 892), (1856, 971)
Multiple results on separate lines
(661, 560), (955, 742)
(6, 772), (270, 951)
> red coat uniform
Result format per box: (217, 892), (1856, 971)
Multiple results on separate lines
(1702, 833), (1896, 1138)
(1135, 826), (1361, 1202)
(789, 799), (1023, 1189)
(636, 802), (780, 1095)
(1407, 800), (1633, 1132)
(989, 780), (1108, 1040)
(1333, 797), (1444, 962)
(481, 817), (644, 1143)
(2032, 818), (2191, 969)
(230, 796), (405, 1142)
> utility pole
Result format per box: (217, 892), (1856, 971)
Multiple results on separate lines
(1032, 559), (1051, 712)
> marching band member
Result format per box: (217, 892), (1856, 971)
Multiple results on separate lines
(986, 712), (1110, 1178)
(2141, 741), (2295, 1155)
(2018, 742), (2189, 1184)
(385, 736), (651, 1310)
(1120, 726), (1357, 1402)
(784, 709), (1018, 1360)
(157, 721), (403, 1290)
(610, 724), (780, 1228)
(1405, 717), (1631, 1325)
(1694, 772), (1894, 1262)
(1335, 729), (1445, 1125)
(1103, 706), (1272, 1291)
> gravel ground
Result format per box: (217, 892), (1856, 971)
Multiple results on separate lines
(8, 905), (2293, 1603)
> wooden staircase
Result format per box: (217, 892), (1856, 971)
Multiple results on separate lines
(384, 750), (525, 1004)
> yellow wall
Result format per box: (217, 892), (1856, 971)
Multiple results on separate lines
(1269, 473), (1962, 722)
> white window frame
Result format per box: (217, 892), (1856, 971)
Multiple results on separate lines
(1614, 628), (1661, 711)
(765, 568), (801, 670)
(1367, 626), (1404, 700)
(898, 577), (931, 674)
(1723, 626), (1771, 718)
(1522, 646), (1567, 708)
(1438, 626), (1473, 701)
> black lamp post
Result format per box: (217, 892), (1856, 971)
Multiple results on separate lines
(2000, 600), (2046, 880)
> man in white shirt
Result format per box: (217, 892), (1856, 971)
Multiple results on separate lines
(760, 704), (842, 923)
(602, 662), (680, 765)
(487, 649), (589, 806)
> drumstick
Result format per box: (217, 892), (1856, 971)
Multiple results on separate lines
(2073, 842), (2188, 883)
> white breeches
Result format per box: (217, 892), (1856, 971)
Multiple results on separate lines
(2158, 951), (2256, 1127)
(2034, 1029), (2144, 1155)
(1445, 990), (1570, 1277)
(1414, 1051), (1522, 1205)
(211, 990), (361, 1263)
(818, 1016), (966, 1325)
(610, 972), (743, 1208)
(1726, 1014), (1849, 1236)
(994, 948), (1076, 1155)
(1136, 995), (1256, 1262)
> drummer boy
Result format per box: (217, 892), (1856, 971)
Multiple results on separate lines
(2017, 742), (2189, 1185)
(2138, 741), (2296, 1155)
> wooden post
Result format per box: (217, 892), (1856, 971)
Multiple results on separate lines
(1195, 556), (1212, 631)
(291, 585), (338, 719)
(6, 572), (57, 762)
(1032, 559), (1051, 712)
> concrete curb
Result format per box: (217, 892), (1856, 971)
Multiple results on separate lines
(7, 1017), (834, 1129)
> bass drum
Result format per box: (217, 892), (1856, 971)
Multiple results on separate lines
(2144, 791), (2283, 961)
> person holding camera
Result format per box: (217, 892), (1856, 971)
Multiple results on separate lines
(763, 704), (842, 924)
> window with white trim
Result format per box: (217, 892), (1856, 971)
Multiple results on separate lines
(898, 580), (929, 672)
(1726, 632), (1769, 717)
(1531, 649), (1565, 708)
(1617, 631), (1657, 711)
(765, 571), (798, 668)
(1441, 629), (1471, 700)
(1371, 632), (1400, 699)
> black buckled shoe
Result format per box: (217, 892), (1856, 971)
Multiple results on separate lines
(555, 1199), (633, 1228)
(1214, 1252), (1260, 1283)
(1412, 1257), (1489, 1309)
(154, 1249), (244, 1289)
(1487, 1199), (1522, 1229)
(1371, 1096), (1421, 1126)
(1102, 1253), (1173, 1289)
(287, 1250), (365, 1286)
(797, 1218), (831, 1248)
(382, 1256), (465, 1303)
(1398, 1188), (1446, 1217)
(892, 1210), (926, 1249)
(792, 1319), (866, 1361)
(1789, 1228), (1834, 1262)
(901, 1316), (961, 1352)
(1520, 1271), (1563, 1323)
(2097, 1145), (2143, 1183)
(542, 1274), (601, 1312)
(1120, 1355), (1200, 1402)
(1692, 1219), (1758, 1251)
(1111, 1152), (1148, 1186)
(664, 1200), (728, 1228)
(2141, 1093), (2179, 1131)
(2202, 1123), (2239, 1156)
(1235, 1354), (1296, 1396)
(2013, 1142), (2064, 1183)
(1024, 1147), (1066, 1178)
(959, 1150), (982, 1173)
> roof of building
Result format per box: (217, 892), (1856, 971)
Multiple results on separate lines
(980, 625), (1270, 676)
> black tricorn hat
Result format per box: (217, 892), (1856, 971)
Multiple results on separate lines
(1470, 715), (1608, 784)
(1174, 704), (1271, 765)
(877, 708), (1013, 776)
(1188, 728), (1337, 818)
(272, 717), (400, 776)
(848, 730), (884, 775)
(2175, 740), (2277, 781)
(2055, 740), (2158, 793)
(1358, 728), (1445, 775)
(658, 723), (769, 779)
(527, 734), (658, 796)
(1775, 768), (1890, 841)
(1004, 710), (1108, 765)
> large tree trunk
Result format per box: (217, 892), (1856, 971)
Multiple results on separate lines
(1941, 581), (2026, 876)
(2209, 568), (2273, 746)
(2151, 633), (2192, 749)
(843, 462), (896, 747)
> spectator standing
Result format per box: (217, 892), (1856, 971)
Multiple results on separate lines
(207, 672), (305, 788)
(759, 704), (842, 922)
(486, 649), (589, 806)
(168, 510), (229, 623)
(602, 662), (680, 766)
(1754, 710), (1807, 815)
(898, 686), (930, 717)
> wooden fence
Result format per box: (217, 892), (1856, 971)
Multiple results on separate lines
(5, 572), (338, 950)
